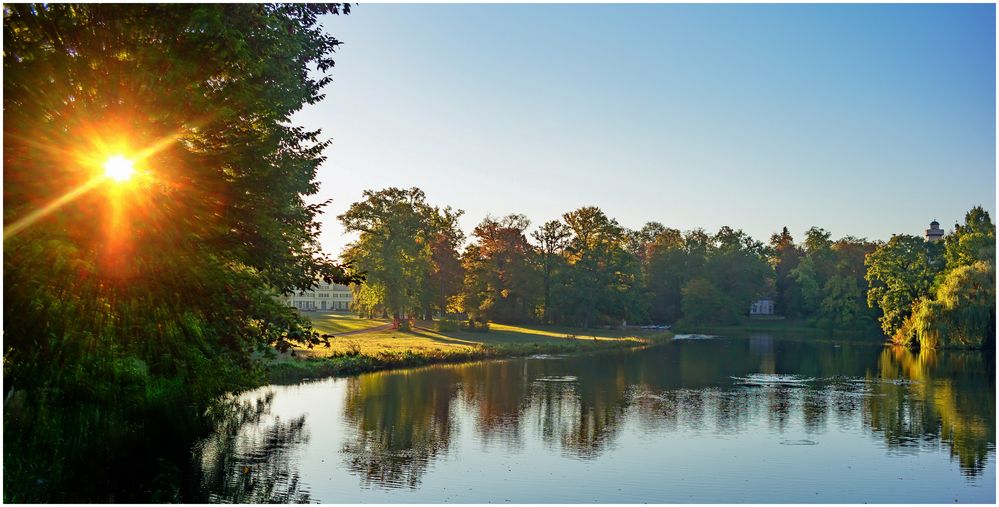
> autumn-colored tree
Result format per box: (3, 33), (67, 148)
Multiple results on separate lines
(461, 215), (539, 323)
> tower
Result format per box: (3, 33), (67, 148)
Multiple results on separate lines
(925, 219), (944, 242)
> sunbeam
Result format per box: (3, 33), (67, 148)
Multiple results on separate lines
(2, 176), (105, 240)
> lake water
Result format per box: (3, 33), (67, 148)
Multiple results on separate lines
(193, 335), (995, 503)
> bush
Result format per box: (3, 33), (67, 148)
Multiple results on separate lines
(460, 318), (490, 332)
(434, 319), (460, 332)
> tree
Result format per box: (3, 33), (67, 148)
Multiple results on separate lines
(3, 4), (353, 501)
(865, 235), (944, 339)
(555, 207), (644, 327)
(531, 220), (571, 324)
(913, 261), (995, 349)
(768, 227), (804, 317)
(817, 275), (866, 328)
(339, 187), (444, 320)
(642, 225), (687, 324)
(460, 215), (539, 323)
(944, 206), (996, 272)
(910, 207), (996, 349)
(423, 206), (465, 319)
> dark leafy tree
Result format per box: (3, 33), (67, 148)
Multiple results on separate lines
(555, 207), (645, 327)
(3, 4), (354, 501)
(531, 220), (571, 324)
(642, 225), (689, 324)
(768, 227), (804, 317)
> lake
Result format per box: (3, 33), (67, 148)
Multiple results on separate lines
(193, 334), (996, 503)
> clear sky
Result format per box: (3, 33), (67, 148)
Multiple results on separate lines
(292, 4), (996, 258)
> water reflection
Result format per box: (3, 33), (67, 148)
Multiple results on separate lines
(864, 347), (996, 477)
(198, 336), (996, 500)
(341, 369), (459, 488)
(195, 391), (313, 503)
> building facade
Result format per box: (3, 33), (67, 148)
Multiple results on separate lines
(280, 282), (353, 311)
(750, 299), (775, 316)
(925, 219), (944, 242)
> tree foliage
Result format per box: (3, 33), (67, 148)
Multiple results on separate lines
(865, 207), (995, 349)
(461, 214), (538, 323)
(339, 187), (460, 320)
(677, 227), (772, 327)
(769, 227), (804, 318)
(3, 4), (353, 501)
(907, 207), (997, 349)
(864, 234), (943, 338)
(532, 220), (571, 324)
(552, 207), (644, 327)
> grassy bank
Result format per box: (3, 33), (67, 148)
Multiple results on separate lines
(266, 314), (671, 383)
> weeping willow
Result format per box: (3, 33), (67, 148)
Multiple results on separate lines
(913, 262), (996, 350)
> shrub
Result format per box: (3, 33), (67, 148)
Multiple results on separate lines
(434, 319), (460, 332)
(460, 318), (490, 332)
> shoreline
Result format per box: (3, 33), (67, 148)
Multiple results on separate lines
(264, 329), (673, 384)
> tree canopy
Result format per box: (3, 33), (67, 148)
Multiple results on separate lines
(3, 4), (353, 501)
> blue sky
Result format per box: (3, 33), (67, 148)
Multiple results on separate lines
(293, 4), (996, 257)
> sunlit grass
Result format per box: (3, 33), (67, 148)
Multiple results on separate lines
(292, 319), (657, 360)
(303, 312), (387, 335)
(270, 320), (669, 383)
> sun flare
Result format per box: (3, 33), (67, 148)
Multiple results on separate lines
(103, 155), (135, 182)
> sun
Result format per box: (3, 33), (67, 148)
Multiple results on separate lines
(103, 155), (135, 182)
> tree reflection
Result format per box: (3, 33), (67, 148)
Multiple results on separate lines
(457, 360), (531, 447)
(864, 347), (996, 476)
(328, 337), (995, 492)
(195, 390), (313, 503)
(340, 368), (460, 488)
(553, 354), (632, 459)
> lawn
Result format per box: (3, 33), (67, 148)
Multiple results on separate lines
(296, 321), (655, 358)
(268, 320), (671, 383)
(303, 312), (387, 334)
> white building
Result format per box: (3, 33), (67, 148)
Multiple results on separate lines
(750, 299), (775, 316)
(280, 282), (353, 311)
(925, 219), (944, 243)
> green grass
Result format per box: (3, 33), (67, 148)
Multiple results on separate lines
(266, 320), (671, 383)
(303, 312), (387, 334)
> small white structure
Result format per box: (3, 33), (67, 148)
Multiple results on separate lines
(925, 219), (944, 243)
(750, 299), (775, 316)
(279, 282), (353, 311)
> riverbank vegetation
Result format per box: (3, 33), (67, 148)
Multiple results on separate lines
(268, 314), (667, 383)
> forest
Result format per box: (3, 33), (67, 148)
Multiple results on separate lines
(340, 187), (996, 351)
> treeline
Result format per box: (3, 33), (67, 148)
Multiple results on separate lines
(340, 187), (995, 350)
